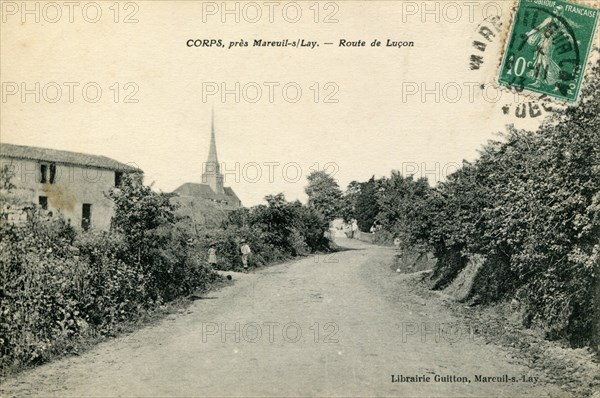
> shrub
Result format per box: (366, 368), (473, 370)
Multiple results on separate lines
(1, 175), (218, 370)
(343, 57), (600, 349)
(1, 208), (84, 367)
(1, 161), (333, 371)
(108, 174), (217, 303)
(190, 194), (331, 271)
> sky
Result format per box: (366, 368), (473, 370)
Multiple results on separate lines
(1, 1), (567, 206)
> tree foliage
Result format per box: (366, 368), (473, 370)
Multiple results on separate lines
(342, 57), (600, 348)
(354, 176), (382, 232)
(0, 174), (218, 369)
(339, 180), (361, 223)
(0, 164), (17, 192)
(305, 171), (342, 222)
(219, 192), (331, 263)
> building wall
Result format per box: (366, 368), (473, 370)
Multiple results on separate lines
(1, 157), (119, 230)
(172, 195), (239, 230)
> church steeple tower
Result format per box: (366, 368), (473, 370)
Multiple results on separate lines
(201, 108), (224, 195)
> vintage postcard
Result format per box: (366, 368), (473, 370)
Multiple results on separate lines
(1, 0), (599, 397)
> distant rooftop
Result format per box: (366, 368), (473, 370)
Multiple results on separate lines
(0, 143), (141, 172)
(173, 182), (219, 199)
(173, 182), (239, 203)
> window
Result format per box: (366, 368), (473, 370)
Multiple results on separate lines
(115, 171), (123, 187)
(39, 196), (48, 210)
(82, 203), (92, 230)
(40, 163), (57, 184)
(49, 164), (56, 184)
(40, 164), (48, 183)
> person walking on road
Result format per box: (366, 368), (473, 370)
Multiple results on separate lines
(208, 244), (217, 267)
(240, 240), (251, 272)
(351, 219), (359, 239)
(394, 236), (404, 273)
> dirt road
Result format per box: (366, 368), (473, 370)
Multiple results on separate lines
(1, 238), (569, 397)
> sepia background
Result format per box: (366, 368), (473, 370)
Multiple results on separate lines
(0, 0), (553, 205)
(2, 2), (599, 397)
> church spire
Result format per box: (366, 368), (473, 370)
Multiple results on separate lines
(202, 107), (224, 195)
(207, 107), (219, 165)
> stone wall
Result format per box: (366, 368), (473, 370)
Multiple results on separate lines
(1, 203), (56, 225)
(1, 157), (119, 230)
(1, 203), (29, 225)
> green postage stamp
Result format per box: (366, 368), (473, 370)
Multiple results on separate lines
(498, 0), (599, 102)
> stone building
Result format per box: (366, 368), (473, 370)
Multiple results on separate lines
(0, 143), (141, 230)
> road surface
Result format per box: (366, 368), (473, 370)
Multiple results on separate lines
(1, 238), (568, 397)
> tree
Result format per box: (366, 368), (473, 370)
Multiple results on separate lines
(376, 172), (433, 246)
(107, 173), (198, 301)
(354, 176), (381, 231)
(0, 164), (16, 192)
(108, 173), (177, 260)
(305, 171), (342, 222)
(219, 192), (330, 261)
(421, 54), (600, 347)
(340, 180), (361, 222)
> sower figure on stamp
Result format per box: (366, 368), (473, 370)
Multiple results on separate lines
(520, 5), (567, 87)
(240, 240), (251, 272)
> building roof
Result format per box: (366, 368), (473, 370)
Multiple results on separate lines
(173, 182), (218, 199)
(0, 143), (141, 172)
(173, 182), (240, 204)
(223, 187), (240, 203)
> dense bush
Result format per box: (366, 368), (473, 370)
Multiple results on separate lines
(0, 175), (219, 371)
(0, 208), (90, 367)
(1, 175), (334, 370)
(189, 193), (332, 270)
(346, 58), (600, 349)
(341, 177), (381, 232)
(107, 174), (219, 303)
(424, 62), (600, 347)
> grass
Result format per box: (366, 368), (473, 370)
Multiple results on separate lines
(0, 275), (228, 379)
